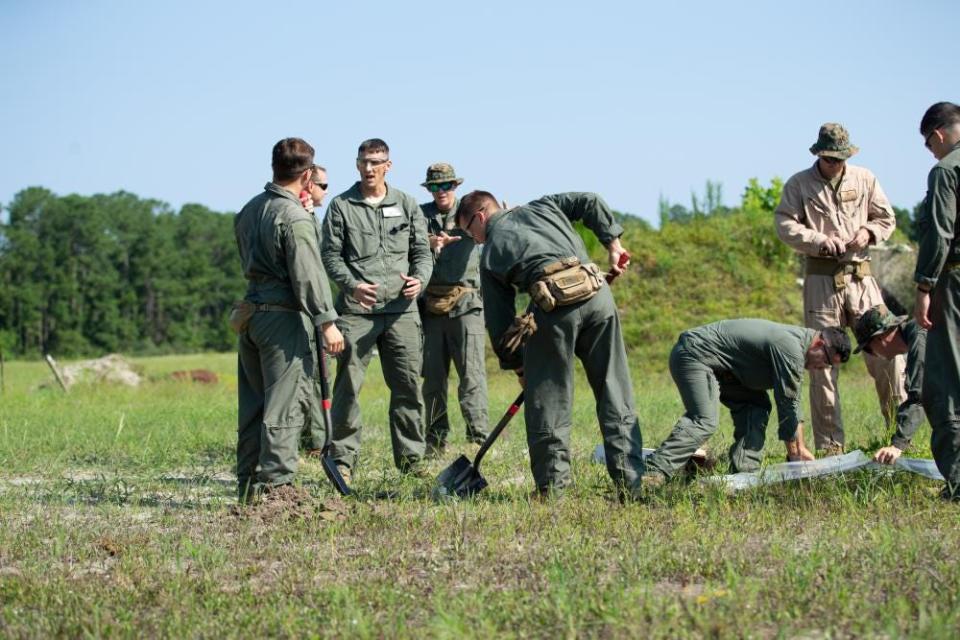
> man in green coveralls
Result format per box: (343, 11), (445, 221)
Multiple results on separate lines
(914, 102), (960, 498)
(642, 320), (850, 482)
(419, 163), (489, 457)
(234, 138), (344, 503)
(320, 139), (433, 480)
(850, 305), (927, 465)
(456, 190), (644, 499)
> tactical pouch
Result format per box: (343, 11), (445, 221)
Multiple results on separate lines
(530, 257), (604, 312)
(424, 284), (472, 315)
(499, 311), (538, 356)
(228, 300), (256, 334)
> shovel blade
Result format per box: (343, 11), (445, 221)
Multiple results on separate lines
(432, 455), (488, 499)
(321, 455), (352, 496)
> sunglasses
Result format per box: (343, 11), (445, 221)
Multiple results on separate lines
(821, 156), (845, 165)
(312, 181), (328, 190)
(358, 158), (389, 168)
(428, 182), (457, 193)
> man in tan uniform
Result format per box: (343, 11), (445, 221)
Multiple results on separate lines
(775, 123), (906, 454)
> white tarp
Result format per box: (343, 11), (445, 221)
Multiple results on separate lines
(591, 445), (944, 491)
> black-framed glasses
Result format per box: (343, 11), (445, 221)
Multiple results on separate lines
(428, 182), (456, 193)
(313, 181), (328, 190)
(462, 212), (479, 239)
(925, 130), (938, 150)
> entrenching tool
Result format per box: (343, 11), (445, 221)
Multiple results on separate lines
(432, 392), (525, 499)
(432, 251), (633, 499)
(315, 329), (352, 496)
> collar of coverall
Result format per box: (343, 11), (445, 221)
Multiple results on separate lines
(264, 182), (304, 204)
(344, 181), (402, 207)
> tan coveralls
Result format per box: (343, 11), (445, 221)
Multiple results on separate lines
(775, 162), (906, 449)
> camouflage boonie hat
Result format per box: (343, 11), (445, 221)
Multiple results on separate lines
(809, 123), (860, 159)
(853, 305), (907, 354)
(421, 162), (464, 187)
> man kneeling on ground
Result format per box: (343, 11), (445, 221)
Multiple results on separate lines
(643, 319), (851, 485)
(852, 305), (927, 465)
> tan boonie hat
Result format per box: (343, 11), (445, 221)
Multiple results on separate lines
(809, 123), (860, 159)
(421, 162), (464, 187)
(853, 304), (907, 354)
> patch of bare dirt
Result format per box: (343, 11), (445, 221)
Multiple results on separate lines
(230, 486), (349, 524)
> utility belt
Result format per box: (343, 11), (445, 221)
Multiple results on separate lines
(528, 257), (604, 312)
(228, 300), (298, 333)
(423, 284), (475, 316)
(805, 257), (871, 291)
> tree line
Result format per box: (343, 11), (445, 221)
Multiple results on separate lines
(0, 188), (243, 357)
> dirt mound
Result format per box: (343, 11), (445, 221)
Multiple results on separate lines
(43, 354), (143, 390)
(169, 369), (219, 384)
(230, 485), (349, 523)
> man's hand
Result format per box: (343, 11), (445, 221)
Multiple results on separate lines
(607, 238), (630, 277)
(352, 282), (379, 309)
(818, 235), (846, 257)
(846, 227), (872, 252)
(785, 423), (815, 461)
(428, 232), (462, 252)
(400, 274), (421, 299)
(321, 322), (344, 355)
(299, 191), (315, 214)
(915, 289), (933, 329)
(873, 445), (903, 465)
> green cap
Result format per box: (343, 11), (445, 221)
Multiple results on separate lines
(853, 305), (906, 354)
(809, 123), (860, 160)
(421, 162), (464, 187)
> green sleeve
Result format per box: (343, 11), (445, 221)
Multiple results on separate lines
(481, 268), (522, 370)
(407, 202), (433, 286)
(914, 166), (958, 288)
(541, 192), (624, 246)
(769, 346), (805, 441)
(891, 326), (927, 449)
(320, 200), (360, 296)
(285, 217), (337, 326)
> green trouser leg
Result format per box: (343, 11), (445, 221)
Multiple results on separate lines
(645, 339), (720, 479)
(236, 311), (313, 501)
(924, 271), (960, 496)
(525, 287), (644, 491)
(720, 382), (771, 474)
(330, 313), (426, 471)
(422, 309), (489, 448)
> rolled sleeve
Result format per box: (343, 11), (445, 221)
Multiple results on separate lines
(542, 192), (624, 247)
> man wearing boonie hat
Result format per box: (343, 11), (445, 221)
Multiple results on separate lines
(775, 123), (906, 456)
(418, 163), (489, 457)
(852, 305), (927, 466)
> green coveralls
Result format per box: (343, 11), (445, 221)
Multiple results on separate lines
(320, 182), (433, 472)
(888, 320), (927, 451)
(645, 319), (814, 478)
(420, 199), (489, 449)
(914, 141), (960, 496)
(480, 193), (645, 493)
(234, 183), (338, 501)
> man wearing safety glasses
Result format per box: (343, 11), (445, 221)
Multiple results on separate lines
(320, 139), (433, 482)
(418, 163), (489, 458)
(775, 123), (904, 457)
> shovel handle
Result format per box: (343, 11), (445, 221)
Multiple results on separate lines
(316, 327), (334, 453)
(473, 391), (525, 472)
(605, 250), (630, 284)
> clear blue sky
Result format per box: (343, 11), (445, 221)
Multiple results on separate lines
(1, 0), (955, 224)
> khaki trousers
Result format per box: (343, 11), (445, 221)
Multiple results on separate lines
(803, 273), (906, 449)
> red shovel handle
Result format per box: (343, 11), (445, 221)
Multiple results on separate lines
(606, 250), (631, 284)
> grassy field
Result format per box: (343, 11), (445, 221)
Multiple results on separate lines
(1, 352), (958, 639)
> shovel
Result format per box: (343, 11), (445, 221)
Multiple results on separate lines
(316, 329), (352, 496)
(432, 392), (525, 499)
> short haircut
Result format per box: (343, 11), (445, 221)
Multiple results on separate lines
(357, 138), (389, 156)
(819, 327), (851, 364)
(311, 164), (327, 176)
(272, 138), (315, 183)
(920, 102), (960, 137)
(456, 190), (499, 226)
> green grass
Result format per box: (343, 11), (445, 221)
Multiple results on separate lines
(1, 352), (958, 639)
